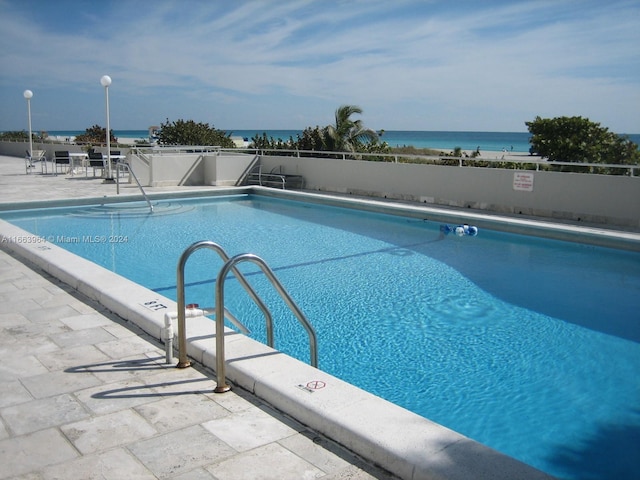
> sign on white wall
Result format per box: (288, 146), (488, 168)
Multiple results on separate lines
(513, 172), (534, 192)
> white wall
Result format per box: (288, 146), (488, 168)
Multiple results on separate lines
(131, 153), (253, 187)
(143, 154), (202, 186)
(257, 154), (640, 228)
(205, 154), (256, 186)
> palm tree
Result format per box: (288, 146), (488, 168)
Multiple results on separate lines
(323, 105), (378, 153)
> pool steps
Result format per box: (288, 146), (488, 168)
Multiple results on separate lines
(0, 216), (553, 480)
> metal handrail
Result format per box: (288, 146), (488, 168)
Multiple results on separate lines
(115, 162), (153, 213)
(175, 241), (273, 368)
(235, 148), (640, 174)
(131, 145), (222, 155)
(130, 147), (153, 166)
(213, 253), (318, 393)
(6, 140), (637, 175)
(126, 144), (639, 176)
(124, 144), (640, 175)
(248, 165), (287, 188)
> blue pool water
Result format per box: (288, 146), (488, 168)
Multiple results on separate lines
(2, 195), (639, 479)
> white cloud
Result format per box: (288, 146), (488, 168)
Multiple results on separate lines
(1, 0), (638, 131)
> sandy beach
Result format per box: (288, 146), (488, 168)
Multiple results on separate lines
(465, 150), (541, 161)
(46, 135), (143, 146)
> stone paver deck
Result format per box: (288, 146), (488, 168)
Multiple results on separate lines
(0, 156), (396, 479)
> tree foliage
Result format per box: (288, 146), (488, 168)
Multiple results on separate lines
(0, 130), (30, 141)
(324, 105), (379, 152)
(249, 126), (327, 155)
(526, 116), (639, 172)
(249, 105), (389, 157)
(74, 125), (117, 145)
(1, 130), (49, 142)
(158, 118), (235, 147)
(296, 126), (328, 151)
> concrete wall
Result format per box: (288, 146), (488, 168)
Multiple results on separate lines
(257, 154), (640, 229)
(143, 153), (254, 187)
(204, 154), (256, 186)
(144, 154), (202, 187)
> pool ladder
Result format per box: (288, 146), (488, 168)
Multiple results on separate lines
(174, 240), (318, 393)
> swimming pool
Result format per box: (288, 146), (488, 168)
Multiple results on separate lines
(2, 193), (639, 479)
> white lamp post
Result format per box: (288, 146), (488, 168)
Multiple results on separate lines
(100, 75), (113, 182)
(23, 90), (33, 164)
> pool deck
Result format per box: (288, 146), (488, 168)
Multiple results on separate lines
(0, 155), (560, 480)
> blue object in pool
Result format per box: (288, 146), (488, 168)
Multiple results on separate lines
(440, 223), (479, 236)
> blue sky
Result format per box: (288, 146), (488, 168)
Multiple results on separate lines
(1, 0), (639, 133)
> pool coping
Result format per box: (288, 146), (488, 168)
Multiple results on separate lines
(4, 186), (626, 479)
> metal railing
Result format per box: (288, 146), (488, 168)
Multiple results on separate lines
(176, 241), (272, 368)
(213, 253), (318, 392)
(99, 144), (640, 176)
(3, 140), (637, 176)
(221, 147), (638, 176)
(130, 145), (222, 155)
(175, 241), (317, 393)
(115, 162), (153, 212)
(245, 164), (286, 188)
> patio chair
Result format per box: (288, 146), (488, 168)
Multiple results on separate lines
(53, 151), (71, 175)
(24, 149), (47, 174)
(87, 152), (105, 177)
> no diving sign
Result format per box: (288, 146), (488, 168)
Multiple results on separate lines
(297, 380), (327, 393)
(513, 172), (534, 192)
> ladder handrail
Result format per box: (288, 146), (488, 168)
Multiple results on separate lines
(175, 241), (273, 368)
(115, 162), (153, 213)
(214, 253), (318, 393)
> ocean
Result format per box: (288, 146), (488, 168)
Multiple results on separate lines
(233, 130), (535, 152)
(44, 129), (640, 154)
